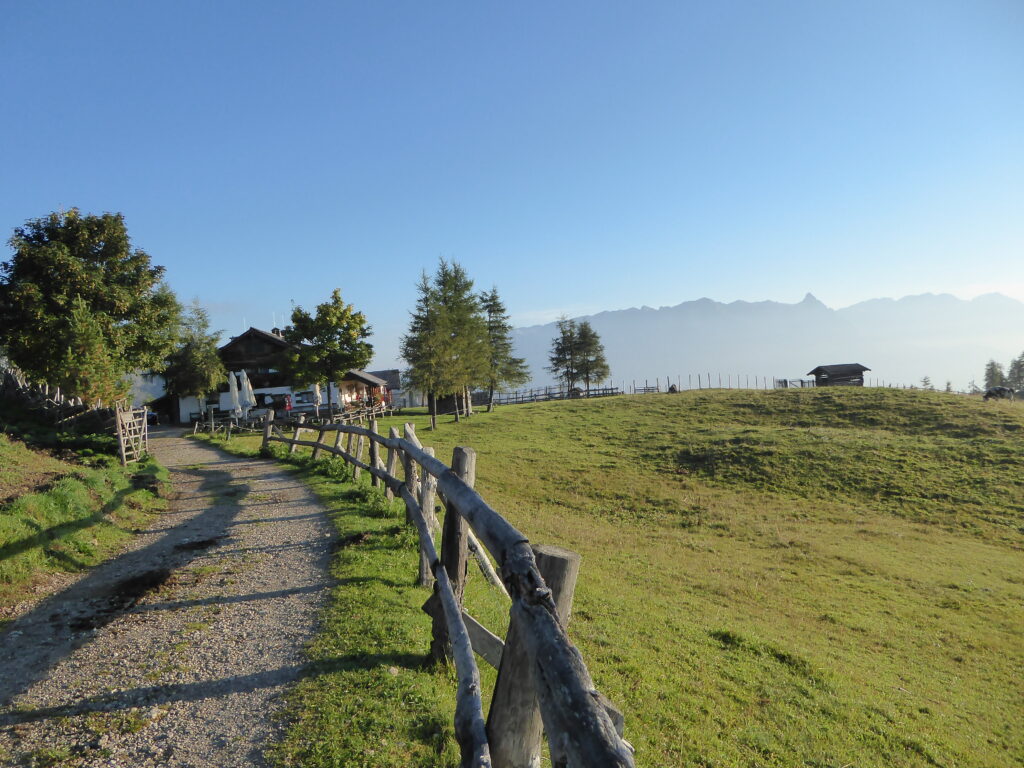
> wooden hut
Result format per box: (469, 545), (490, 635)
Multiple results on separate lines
(806, 363), (870, 387)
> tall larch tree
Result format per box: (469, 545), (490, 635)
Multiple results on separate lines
(401, 272), (448, 429)
(575, 320), (610, 394)
(162, 300), (227, 404)
(984, 360), (1006, 390)
(547, 317), (580, 390)
(479, 287), (529, 411)
(1005, 352), (1024, 391)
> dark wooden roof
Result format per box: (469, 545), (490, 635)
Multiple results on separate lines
(343, 370), (388, 387)
(218, 329), (386, 388)
(807, 363), (870, 376)
(219, 327), (293, 368)
(369, 369), (401, 390)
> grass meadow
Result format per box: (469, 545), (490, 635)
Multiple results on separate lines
(203, 388), (1024, 767)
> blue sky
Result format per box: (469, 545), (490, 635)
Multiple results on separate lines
(2, 1), (1021, 368)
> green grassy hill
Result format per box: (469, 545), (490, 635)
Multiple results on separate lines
(385, 389), (1024, 767)
(214, 388), (1024, 767)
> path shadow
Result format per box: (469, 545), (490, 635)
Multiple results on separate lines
(0, 652), (429, 726)
(0, 440), (254, 709)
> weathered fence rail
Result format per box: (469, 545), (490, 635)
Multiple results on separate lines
(262, 411), (634, 767)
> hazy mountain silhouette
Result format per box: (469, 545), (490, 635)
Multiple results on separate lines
(512, 293), (1024, 390)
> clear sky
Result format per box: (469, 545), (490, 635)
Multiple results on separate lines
(2, 1), (1021, 368)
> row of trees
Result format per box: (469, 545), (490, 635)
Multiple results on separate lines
(3, 209), (604, 423)
(0, 209), (375, 412)
(401, 260), (529, 429)
(984, 353), (1024, 391)
(546, 317), (609, 393)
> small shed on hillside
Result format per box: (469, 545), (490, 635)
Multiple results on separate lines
(807, 363), (870, 387)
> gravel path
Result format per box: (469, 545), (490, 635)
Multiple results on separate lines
(0, 428), (335, 767)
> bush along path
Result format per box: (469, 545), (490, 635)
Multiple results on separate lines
(0, 426), (335, 767)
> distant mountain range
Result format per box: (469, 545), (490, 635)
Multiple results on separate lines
(511, 293), (1024, 391)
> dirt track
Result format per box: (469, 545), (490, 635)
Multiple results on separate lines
(0, 428), (334, 767)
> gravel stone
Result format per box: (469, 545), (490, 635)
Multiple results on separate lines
(0, 427), (334, 766)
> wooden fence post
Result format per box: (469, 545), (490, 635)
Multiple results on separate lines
(487, 544), (582, 768)
(311, 427), (326, 460)
(402, 423), (421, 516)
(261, 409), (275, 450)
(290, 414), (306, 454)
(115, 410), (128, 466)
(353, 433), (365, 479)
(369, 419), (381, 488)
(418, 446), (438, 587)
(428, 446), (474, 661)
(385, 426), (400, 501)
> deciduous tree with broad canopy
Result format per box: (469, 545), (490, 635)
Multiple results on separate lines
(0, 209), (181, 404)
(282, 289), (373, 412)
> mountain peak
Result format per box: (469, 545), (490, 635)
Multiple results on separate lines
(799, 292), (827, 308)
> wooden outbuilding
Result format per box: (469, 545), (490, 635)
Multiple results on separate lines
(806, 363), (870, 387)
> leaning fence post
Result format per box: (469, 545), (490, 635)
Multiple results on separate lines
(261, 410), (275, 450)
(487, 544), (582, 768)
(369, 419), (381, 488)
(289, 413), (306, 454)
(311, 427), (326, 460)
(385, 426), (400, 501)
(418, 446), (438, 587)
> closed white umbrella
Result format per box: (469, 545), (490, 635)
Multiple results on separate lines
(313, 382), (322, 418)
(228, 372), (242, 418)
(239, 370), (257, 416)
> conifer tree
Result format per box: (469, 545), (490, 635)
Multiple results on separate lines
(576, 320), (610, 394)
(984, 360), (1006, 390)
(547, 317), (580, 390)
(1005, 352), (1024, 391)
(401, 260), (489, 427)
(401, 273), (447, 429)
(162, 300), (227, 403)
(433, 261), (487, 421)
(479, 287), (529, 411)
(53, 298), (132, 404)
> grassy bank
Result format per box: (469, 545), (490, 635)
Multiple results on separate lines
(0, 408), (169, 613)
(202, 388), (1024, 767)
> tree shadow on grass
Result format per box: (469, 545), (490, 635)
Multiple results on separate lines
(0, 483), (143, 571)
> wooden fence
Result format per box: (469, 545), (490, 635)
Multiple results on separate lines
(0, 366), (115, 431)
(487, 385), (621, 406)
(262, 411), (634, 767)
